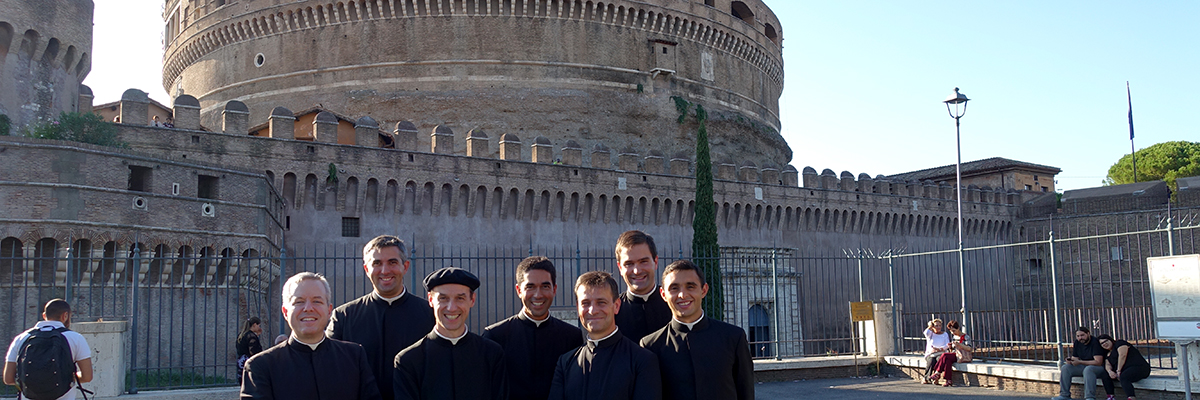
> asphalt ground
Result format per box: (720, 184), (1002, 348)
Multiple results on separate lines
(101, 376), (1051, 399)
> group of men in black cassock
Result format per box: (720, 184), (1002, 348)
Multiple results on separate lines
(239, 231), (755, 400)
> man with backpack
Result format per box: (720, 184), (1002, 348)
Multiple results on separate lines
(3, 299), (93, 400)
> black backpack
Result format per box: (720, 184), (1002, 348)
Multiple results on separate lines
(15, 326), (84, 400)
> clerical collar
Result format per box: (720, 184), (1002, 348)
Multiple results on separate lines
(435, 327), (469, 345)
(521, 310), (549, 327)
(627, 289), (654, 302)
(587, 327), (620, 348)
(375, 287), (407, 305)
(674, 313), (704, 331)
(292, 334), (325, 350)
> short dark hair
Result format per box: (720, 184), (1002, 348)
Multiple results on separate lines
(43, 299), (71, 321)
(516, 256), (557, 286)
(614, 230), (656, 261)
(363, 235), (408, 263)
(575, 271), (619, 300)
(663, 260), (706, 286)
(1076, 326), (1090, 335)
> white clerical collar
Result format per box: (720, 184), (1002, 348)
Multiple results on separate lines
(292, 334), (325, 350)
(674, 313), (704, 331)
(627, 290), (653, 301)
(435, 327), (469, 345)
(523, 310), (549, 327)
(587, 326), (620, 348)
(375, 287), (407, 304)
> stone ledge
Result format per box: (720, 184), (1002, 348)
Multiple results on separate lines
(885, 355), (1198, 394)
(754, 355), (877, 371)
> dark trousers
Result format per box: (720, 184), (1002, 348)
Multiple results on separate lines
(923, 353), (943, 377)
(1101, 365), (1151, 398)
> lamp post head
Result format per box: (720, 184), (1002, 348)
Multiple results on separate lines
(944, 87), (970, 105)
(944, 87), (970, 119)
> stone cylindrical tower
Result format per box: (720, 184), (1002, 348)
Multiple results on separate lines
(0, 0), (94, 128)
(162, 0), (788, 166)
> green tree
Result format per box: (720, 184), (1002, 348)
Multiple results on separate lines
(23, 112), (128, 148)
(672, 96), (723, 320)
(1104, 141), (1200, 191)
(0, 114), (10, 136)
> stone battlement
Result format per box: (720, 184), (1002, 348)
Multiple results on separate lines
(106, 93), (1022, 250)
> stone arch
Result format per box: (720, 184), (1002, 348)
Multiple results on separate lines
(68, 238), (91, 284)
(422, 182), (435, 216)
(0, 22), (12, 68)
(522, 189), (536, 220)
(557, 191), (568, 222)
(730, 2), (754, 24)
(474, 185), (487, 218)
(92, 241), (118, 285)
(597, 194), (608, 223)
(537, 190), (551, 221)
(385, 179), (399, 214)
(567, 192), (579, 222)
(457, 184), (470, 217)
(638, 196), (648, 225)
(503, 188), (517, 220)
(18, 29), (39, 63)
(365, 178), (379, 213)
(439, 183), (452, 216)
(0, 237), (23, 284)
(345, 177), (360, 213)
(404, 181), (417, 214)
(584, 193), (595, 223)
(215, 247), (235, 285)
(304, 174), (318, 209)
(765, 23), (778, 44)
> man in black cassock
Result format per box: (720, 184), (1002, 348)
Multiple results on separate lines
(612, 231), (671, 342)
(328, 235), (435, 400)
(640, 261), (755, 400)
(394, 267), (508, 400)
(484, 256), (584, 400)
(549, 271), (661, 400)
(241, 272), (382, 400)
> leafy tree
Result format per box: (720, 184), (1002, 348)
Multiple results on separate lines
(672, 96), (723, 320)
(1104, 141), (1200, 191)
(23, 112), (128, 148)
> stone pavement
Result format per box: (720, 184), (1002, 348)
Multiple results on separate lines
(98, 376), (1050, 399)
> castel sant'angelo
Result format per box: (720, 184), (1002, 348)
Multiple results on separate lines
(1, 0), (1068, 259)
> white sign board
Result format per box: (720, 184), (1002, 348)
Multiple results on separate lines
(1147, 254), (1200, 340)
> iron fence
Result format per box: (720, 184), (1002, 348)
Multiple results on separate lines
(2, 206), (1198, 394)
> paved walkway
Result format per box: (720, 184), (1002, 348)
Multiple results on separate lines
(99, 376), (1050, 399)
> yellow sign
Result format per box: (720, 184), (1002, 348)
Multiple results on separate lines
(850, 301), (874, 322)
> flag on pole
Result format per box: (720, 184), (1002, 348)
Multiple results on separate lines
(1127, 82), (1135, 140)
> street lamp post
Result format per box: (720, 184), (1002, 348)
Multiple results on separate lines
(944, 87), (970, 329)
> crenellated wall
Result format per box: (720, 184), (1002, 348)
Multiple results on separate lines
(0, 0), (93, 128)
(160, 0), (790, 169)
(102, 95), (1023, 255)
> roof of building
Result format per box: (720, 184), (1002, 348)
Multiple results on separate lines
(888, 157), (1061, 182)
(1061, 180), (1168, 201)
(1178, 175), (1200, 191)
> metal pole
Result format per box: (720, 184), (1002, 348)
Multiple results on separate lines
(128, 240), (141, 394)
(65, 237), (73, 301)
(278, 240), (288, 335)
(1179, 340), (1193, 400)
(1048, 228), (1064, 368)
(1167, 202), (1176, 256)
(771, 249), (781, 360)
(888, 256), (898, 354)
(857, 256), (865, 302)
(955, 116), (969, 330)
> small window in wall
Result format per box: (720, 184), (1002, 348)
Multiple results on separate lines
(731, 1), (755, 24)
(748, 304), (771, 357)
(1110, 246), (1123, 261)
(764, 23), (778, 43)
(128, 166), (152, 192)
(198, 174), (219, 199)
(1026, 258), (1043, 275)
(341, 217), (361, 237)
(704, 0), (714, 6)
(1041, 186), (1048, 192)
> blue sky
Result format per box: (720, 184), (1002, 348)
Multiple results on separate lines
(85, 1), (1198, 192)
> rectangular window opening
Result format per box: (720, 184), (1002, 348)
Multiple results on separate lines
(198, 174), (219, 199)
(128, 166), (153, 192)
(341, 217), (361, 237)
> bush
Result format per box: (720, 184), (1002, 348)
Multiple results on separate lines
(0, 114), (10, 136)
(23, 112), (128, 148)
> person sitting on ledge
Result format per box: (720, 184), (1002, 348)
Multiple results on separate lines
(1052, 326), (1106, 400)
(1097, 334), (1151, 400)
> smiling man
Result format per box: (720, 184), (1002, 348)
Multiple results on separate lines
(394, 267), (507, 400)
(612, 231), (671, 342)
(549, 271), (660, 400)
(241, 272), (381, 400)
(640, 260), (754, 400)
(483, 257), (583, 400)
(328, 235), (435, 400)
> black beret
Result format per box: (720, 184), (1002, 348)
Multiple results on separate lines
(423, 267), (480, 292)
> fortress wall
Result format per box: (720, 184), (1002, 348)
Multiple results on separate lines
(103, 109), (1019, 253)
(0, 135), (283, 254)
(0, 0), (93, 127)
(162, 0), (789, 167)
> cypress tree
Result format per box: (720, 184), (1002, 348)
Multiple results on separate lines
(690, 104), (723, 320)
